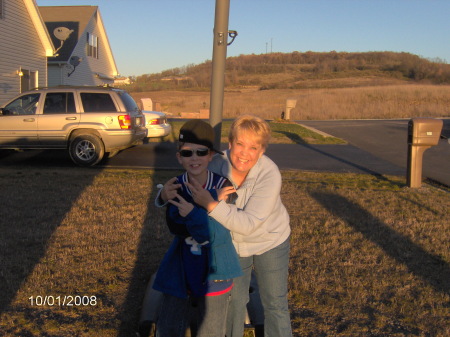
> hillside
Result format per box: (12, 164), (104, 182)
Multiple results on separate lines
(124, 51), (450, 92)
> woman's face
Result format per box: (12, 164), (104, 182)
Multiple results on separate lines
(229, 131), (265, 175)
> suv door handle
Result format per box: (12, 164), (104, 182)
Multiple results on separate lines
(66, 117), (77, 120)
(23, 118), (35, 122)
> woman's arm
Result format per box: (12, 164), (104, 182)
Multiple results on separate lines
(189, 166), (283, 236)
(185, 181), (236, 212)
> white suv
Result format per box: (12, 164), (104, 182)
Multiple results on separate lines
(0, 86), (147, 166)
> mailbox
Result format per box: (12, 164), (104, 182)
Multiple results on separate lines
(284, 99), (297, 120)
(408, 118), (442, 146)
(407, 118), (443, 188)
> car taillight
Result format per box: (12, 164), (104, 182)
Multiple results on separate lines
(148, 118), (161, 125)
(118, 115), (131, 129)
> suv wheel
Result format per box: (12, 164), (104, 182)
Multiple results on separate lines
(69, 134), (105, 166)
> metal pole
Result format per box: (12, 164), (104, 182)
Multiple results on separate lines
(210, 0), (230, 151)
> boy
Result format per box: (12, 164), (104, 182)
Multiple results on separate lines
(153, 120), (242, 337)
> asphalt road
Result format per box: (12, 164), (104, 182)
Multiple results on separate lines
(1, 118), (449, 187)
(299, 118), (450, 187)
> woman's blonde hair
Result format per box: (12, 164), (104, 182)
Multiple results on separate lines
(229, 115), (271, 148)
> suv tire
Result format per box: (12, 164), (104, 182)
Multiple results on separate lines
(69, 134), (105, 166)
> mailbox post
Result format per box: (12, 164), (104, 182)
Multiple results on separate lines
(407, 118), (443, 188)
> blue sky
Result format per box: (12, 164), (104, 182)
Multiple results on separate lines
(36, 0), (450, 77)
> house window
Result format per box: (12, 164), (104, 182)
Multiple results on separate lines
(0, 0), (4, 19)
(86, 32), (98, 59)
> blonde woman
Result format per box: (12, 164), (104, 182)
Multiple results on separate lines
(161, 115), (292, 336)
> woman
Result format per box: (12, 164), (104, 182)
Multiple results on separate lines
(160, 115), (292, 336)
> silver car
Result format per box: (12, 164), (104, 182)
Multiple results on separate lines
(0, 86), (147, 166)
(142, 110), (172, 138)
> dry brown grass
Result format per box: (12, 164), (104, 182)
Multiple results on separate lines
(0, 169), (176, 336)
(1, 168), (449, 336)
(284, 171), (450, 336)
(131, 83), (450, 120)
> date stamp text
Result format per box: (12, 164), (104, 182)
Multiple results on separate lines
(29, 295), (97, 307)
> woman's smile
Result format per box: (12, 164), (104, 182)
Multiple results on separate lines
(229, 133), (265, 175)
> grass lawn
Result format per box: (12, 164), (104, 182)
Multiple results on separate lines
(0, 168), (449, 336)
(148, 120), (346, 145)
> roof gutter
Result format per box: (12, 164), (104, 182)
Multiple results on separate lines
(95, 73), (115, 81)
(25, 0), (55, 56)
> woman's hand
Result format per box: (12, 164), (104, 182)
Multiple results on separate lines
(217, 186), (237, 202)
(160, 177), (182, 203)
(168, 194), (194, 217)
(186, 178), (219, 213)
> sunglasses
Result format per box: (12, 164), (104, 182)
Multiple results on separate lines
(179, 148), (210, 157)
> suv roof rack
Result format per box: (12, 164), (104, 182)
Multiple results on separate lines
(30, 85), (120, 91)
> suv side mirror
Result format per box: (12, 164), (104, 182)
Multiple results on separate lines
(0, 108), (11, 116)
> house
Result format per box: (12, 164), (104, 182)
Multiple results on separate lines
(38, 5), (118, 87)
(114, 77), (132, 86)
(0, 0), (55, 105)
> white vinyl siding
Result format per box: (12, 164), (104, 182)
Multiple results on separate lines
(47, 64), (64, 87)
(64, 11), (115, 86)
(0, 0), (48, 105)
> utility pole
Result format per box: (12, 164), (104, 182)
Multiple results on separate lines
(209, 0), (230, 151)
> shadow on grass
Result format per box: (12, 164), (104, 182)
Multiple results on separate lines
(310, 191), (450, 296)
(0, 146), (176, 335)
(275, 130), (309, 144)
(0, 153), (100, 313)
(117, 143), (180, 336)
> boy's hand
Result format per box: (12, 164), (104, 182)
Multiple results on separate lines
(161, 177), (182, 202)
(168, 194), (194, 217)
(216, 186), (237, 202)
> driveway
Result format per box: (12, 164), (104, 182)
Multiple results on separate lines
(299, 118), (450, 187)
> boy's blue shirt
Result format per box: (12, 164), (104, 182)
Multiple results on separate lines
(153, 171), (242, 299)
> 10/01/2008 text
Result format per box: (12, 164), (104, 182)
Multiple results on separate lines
(28, 295), (97, 306)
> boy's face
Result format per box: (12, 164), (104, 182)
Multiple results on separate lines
(176, 142), (213, 177)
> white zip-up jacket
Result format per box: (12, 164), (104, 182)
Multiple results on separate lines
(208, 150), (291, 257)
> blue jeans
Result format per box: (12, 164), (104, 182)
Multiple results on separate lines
(226, 237), (292, 337)
(156, 292), (230, 337)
